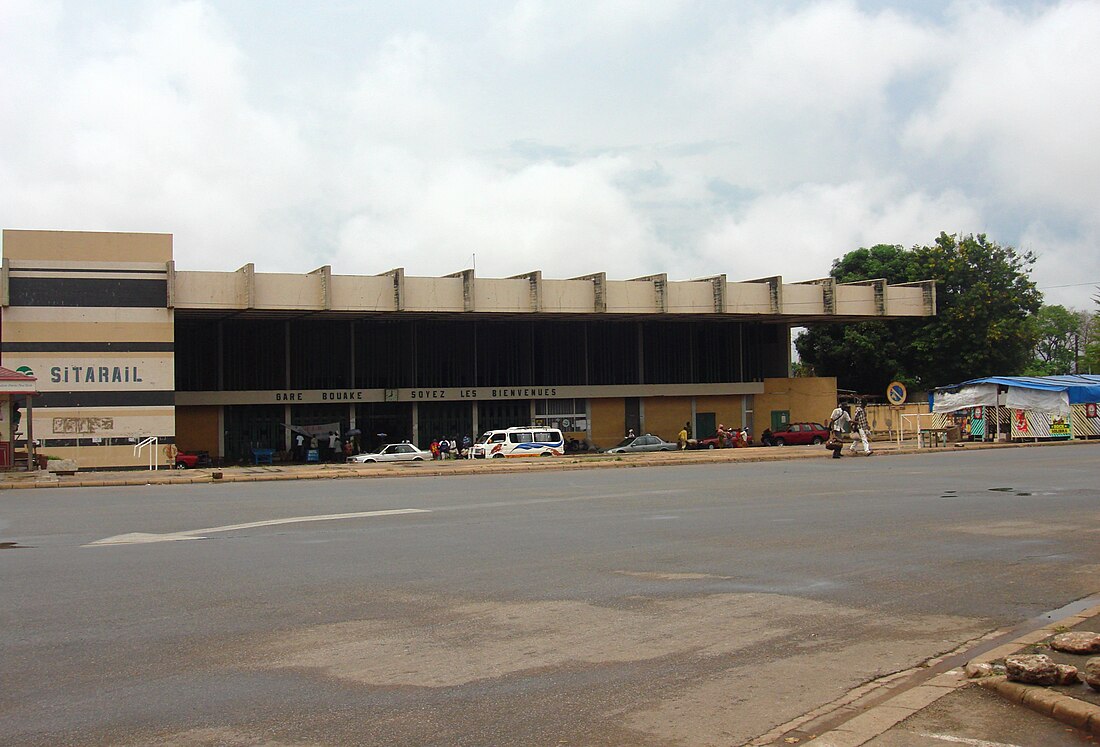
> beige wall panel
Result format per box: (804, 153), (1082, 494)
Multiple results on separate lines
(254, 274), (323, 309)
(694, 395), (743, 432)
(604, 282), (656, 313)
(589, 398), (625, 449)
(541, 280), (594, 312)
(175, 271), (243, 308)
(885, 286), (925, 315)
(331, 276), (395, 311)
(34, 408), (174, 440)
(403, 277), (465, 312)
(753, 377), (838, 427)
(2, 306), (172, 326)
(666, 282), (713, 313)
(7, 354), (174, 391)
(865, 402), (930, 435)
(38, 444), (177, 470)
(175, 406), (221, 456)
(474, 279), (530, 312)
(3, 321), (174, 343)
(2, 230), (171, 263)
(835, 286), (876, 315)
(727, 283), (772, 313)
(641, 396), (691, 443)
(782, 284), (823, 315)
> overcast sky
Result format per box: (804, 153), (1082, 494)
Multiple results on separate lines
(2, 0), (1098, 308)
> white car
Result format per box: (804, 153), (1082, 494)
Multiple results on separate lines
(347, 443), (429, 463)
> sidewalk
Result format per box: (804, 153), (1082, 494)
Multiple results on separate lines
(752, 598), (1100, 746)
(3, 436), (1097, 490)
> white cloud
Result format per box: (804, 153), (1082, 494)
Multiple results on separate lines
(694, 180), (982, 280)
(905, 1), (1100, 215)
(1, 0), (1098, 308)
(332, 155), (665, 279)
(492, 0), (688, 61)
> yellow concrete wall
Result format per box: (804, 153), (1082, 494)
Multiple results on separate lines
(694, 395), (743, 434)
(753, 377), (838, 428)
(865, 402), (930, 435)
(642, 396), (692, 443)
(726, 283), (772, 312)
(589, 398), (625, 449)
(542, 280), (595, 312)
(3, 229), (172, 263)
(254, 273), (324, 310)
(474, 278), (530, 312)
(176, 406), (221, 457)
(781, 284), (822, 314)
(666, 282), (713, 313)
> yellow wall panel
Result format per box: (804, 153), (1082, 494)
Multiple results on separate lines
(175, 406), (221, 456)
(752, 377), (837, 428)
(589, 398), (625, 450)
(642, 396), (691, 443)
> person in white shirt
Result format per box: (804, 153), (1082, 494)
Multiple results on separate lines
(827, 404), (851, 459)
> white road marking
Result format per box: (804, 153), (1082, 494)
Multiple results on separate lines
(83, 509), (431, 547)
(916, 733), (1024, 747)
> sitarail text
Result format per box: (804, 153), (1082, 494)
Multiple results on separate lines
(51, 366), (143, 384)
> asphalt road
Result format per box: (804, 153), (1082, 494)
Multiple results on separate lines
(2, 446), (1098, 746)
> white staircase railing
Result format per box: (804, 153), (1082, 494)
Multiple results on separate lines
(134, 436), (159, 470)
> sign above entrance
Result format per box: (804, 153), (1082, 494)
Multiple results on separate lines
(176, 381), (766, 407)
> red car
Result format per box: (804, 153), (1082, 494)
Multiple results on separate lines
(769, 422), (829, 446)
(174, 450), (212, 469)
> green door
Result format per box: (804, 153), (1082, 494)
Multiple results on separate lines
(695, 412), (716, 439)
(771, 410), (790, 431)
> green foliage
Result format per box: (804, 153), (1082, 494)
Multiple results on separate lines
(1024, 304), (1080, 375)
(795, 233), (1042, 393)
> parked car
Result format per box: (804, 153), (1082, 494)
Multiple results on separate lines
(606, 434), (678, 453)
(347, 443), (429, 463)
(769, 422), (829, 446)
(174, 450), (212, 469)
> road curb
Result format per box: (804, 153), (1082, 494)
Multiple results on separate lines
(2, 437), (1096, 490)
(966, 601), (1100, 737)
(976, 677), (1100, 734)
(763, 599), (1100, 746)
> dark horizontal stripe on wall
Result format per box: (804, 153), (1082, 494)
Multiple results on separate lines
(13, 267), (167, 275)
(36, 436), (176, 448)
(33, 390), (175, 408)
(2, 342), (174, 353)
(9, 277), (168, 308)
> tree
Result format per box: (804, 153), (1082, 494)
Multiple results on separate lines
(795, 233), (1042, 393)
(1025, 305), (1079, 375)
(1083, 290), (1100, 374)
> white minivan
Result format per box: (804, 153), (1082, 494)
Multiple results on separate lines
(472, 427), (565, 458)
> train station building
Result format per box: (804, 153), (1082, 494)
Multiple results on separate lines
(0, 229), (936, 468)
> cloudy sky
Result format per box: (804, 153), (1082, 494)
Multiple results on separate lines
(2, 0), (1098, 308)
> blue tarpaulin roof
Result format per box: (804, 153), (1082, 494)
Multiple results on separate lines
(935, 375), (1100, 404)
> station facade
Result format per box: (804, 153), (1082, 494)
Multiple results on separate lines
(1, 230), (936, 468)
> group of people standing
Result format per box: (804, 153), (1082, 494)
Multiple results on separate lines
(430, 435), (473, 460)
(828, 400), (872, 459)
(293, 430), (350, 462)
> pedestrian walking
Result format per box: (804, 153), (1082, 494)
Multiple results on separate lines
(677, 424), (688, 450)
(849, 400), (872, 455)
(827, 404), (850, 460)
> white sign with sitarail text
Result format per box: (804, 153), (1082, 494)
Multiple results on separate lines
(7, 357), (172, 390)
